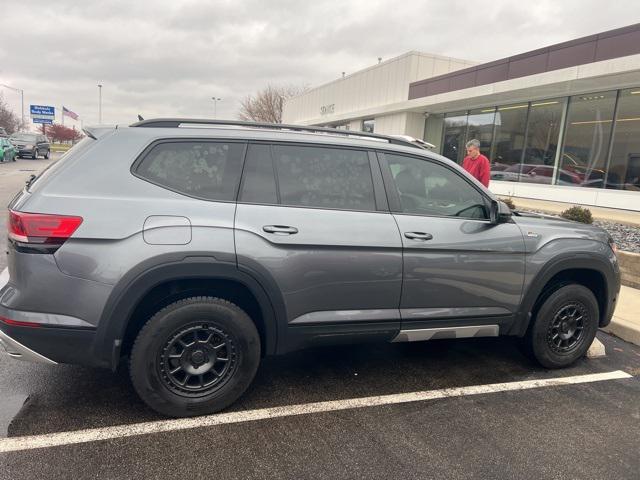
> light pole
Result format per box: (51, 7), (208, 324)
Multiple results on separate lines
(0, 83), (25, 126)
(212, 97), (221, 119)
(97, 84), (103, 124)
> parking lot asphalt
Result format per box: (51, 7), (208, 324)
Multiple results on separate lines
(0, 155), (639, 479)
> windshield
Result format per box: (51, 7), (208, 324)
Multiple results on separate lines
(10, 134), (37, 142)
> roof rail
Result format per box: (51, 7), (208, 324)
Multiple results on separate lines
(129, 118), (422, 149)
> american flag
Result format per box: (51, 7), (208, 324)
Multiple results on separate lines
(62, 106), (79, 120)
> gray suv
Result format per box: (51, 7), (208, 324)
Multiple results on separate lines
(0, 119), (620, 417)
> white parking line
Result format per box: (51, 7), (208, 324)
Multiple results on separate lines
(0, 370), (632, 453)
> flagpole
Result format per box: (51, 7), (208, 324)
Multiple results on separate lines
(62, 106), (64, 127)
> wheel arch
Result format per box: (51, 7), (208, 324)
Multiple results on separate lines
(513, 253), (618, 336)
(94, 254), (281, 370)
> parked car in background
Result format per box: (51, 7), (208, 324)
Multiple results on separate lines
(0, 127), (8, 138)
(491, 163), (581, 185)
(0, 138), (17, 162)
(9, 133), (50, 159)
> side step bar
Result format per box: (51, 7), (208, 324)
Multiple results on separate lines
(392, 325), (499, 343)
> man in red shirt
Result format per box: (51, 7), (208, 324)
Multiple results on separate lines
(462, 139), (490, 188)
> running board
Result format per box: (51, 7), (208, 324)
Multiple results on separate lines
(391, 325), (499, 342)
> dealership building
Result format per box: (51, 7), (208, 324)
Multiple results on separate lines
(283, 23), (640, 211)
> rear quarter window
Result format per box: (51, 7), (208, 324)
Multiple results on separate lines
(27, 137), (95, 193)
(134, 141), (246, 201)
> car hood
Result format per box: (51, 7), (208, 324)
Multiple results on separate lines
(511, 210), (611, 252)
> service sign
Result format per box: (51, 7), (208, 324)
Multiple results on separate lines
(30, 105), (55, 120)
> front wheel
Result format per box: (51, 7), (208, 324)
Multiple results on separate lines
(130, 296), (261, 417)
(525, 284), (599, 368)
(44, 150), (50, 159)
(31, 149), (37, 159)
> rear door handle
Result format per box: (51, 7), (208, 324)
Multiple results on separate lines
(404, 231), (433, 241)
(263, 225), (299, 235)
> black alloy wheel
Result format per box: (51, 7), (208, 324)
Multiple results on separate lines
(546, 302), (587, 353)
(159, 323), (237, 397)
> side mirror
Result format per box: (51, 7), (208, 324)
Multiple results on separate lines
(490, 200), (512, 224)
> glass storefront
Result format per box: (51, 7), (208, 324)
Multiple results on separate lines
(559, 92), (616, 188)
(430, 86), (640, 192)
(442, 112), (468, 164)
(465, 108), (495, 159)
(520, 99), (565, 185)
(491, 104), (528, 168)
(606, 89), (640, 191)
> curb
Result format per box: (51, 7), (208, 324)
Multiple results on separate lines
(602, 317), (640, 347)
(618, 251), (640, 290)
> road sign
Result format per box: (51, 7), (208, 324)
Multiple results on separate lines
(32, 117), (53, 125)
(30, 105), (55, 123)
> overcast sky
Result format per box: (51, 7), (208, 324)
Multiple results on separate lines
(1, 0), (638, 128)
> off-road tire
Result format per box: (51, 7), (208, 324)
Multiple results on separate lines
(130, 296), (261, 417)
(525, 284), (599, 369)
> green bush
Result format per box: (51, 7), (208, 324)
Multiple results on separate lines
(501, 197), (516, 210)
(560, 205), (593, 224)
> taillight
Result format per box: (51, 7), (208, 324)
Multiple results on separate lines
(8, 210), (83, 245)
(0, 316), (41, 328)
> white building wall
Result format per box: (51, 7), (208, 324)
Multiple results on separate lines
(372, 112), (426, 138)
(282, 51), (476, 126)
(374, 113), (407, 135)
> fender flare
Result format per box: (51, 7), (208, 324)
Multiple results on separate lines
(512, 252), (618, 336)
(93, 253), (284, 368)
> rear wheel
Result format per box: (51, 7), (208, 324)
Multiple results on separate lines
(525, 284), (599, 368)
(130, 296), (261, 417)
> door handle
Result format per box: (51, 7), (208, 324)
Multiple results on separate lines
(263, 225), (299, 235)
(404, 231), (433, 241)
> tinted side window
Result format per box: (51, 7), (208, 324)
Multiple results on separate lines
(239, 144), (278, 204)
(272, 145), (375, 211)
(385, 153), (488, 219)
(136, 141), (245, 201)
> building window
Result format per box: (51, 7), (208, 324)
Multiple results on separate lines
(489, 104), (529, 182)
(465, 107), (496, 160)
(607, 88), (640, 190)
(442, 111), (468, 164)
(559, 91), (617, 188)
(362, 119), (375, 133)
(518, 99), (565, 185)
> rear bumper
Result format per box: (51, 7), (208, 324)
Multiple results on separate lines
(0, 329), (57, 364)
(0, 266), (103, 367)
(0, 321), (98, 366)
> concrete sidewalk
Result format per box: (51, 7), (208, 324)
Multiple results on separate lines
(603, 285), (640, 346)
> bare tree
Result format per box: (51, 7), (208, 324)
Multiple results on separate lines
(0, 94), (27, 134)
(238, 84), (307, 123)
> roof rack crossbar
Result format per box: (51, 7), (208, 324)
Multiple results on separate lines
(129, 118), (421, 149)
